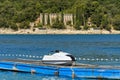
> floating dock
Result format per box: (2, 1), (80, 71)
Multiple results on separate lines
(0, 59), (120, 79)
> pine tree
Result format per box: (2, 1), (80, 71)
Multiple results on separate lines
(42, 13), (45, 25)
(61, 12), (64, 23)
(72, 13), (75, 25)
(47, 13), (50, 25)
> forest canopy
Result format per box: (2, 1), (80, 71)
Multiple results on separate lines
(0, 0), (120, 30)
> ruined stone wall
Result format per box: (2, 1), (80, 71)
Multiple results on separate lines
(39, 13), (73, 26)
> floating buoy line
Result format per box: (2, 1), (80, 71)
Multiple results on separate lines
(75, 57), (119, 61)
(0, 54), (43, 59)
(0, 54), (119, 61)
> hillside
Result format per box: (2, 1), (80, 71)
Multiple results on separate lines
(0, 0), (120, 31)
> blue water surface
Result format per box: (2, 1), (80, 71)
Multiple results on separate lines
(0, 34), (120, 80)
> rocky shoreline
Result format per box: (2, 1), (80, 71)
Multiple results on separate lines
(0, 28), (120, 34)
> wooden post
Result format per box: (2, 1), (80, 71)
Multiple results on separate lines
(54, 71), (59, 76)
(72, 72), (76, 79)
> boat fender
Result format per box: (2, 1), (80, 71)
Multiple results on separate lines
(31, 69), (36, 74)
(13, 64), (18, 71)
(13, 66), (18, 71)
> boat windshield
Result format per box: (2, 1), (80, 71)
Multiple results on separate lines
(66, 55), (76, 61)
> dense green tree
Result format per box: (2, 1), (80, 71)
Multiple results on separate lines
(0, 0), (119, 30)
(51, 22), (65, 29)
(72, 13), (75, 25)
(74, 20), (81, 30)
(113, 15), (120, 30)
(51, 17), (65, 29)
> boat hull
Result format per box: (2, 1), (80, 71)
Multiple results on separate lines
(42, 60), (73, 66)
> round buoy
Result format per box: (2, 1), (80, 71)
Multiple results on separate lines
(87, 58), (90, 61)
(40, 56), (42, 58)
(96, 58), (99, 61)
(19, 54), (21, 57)
(29, 55), (32, 58)
(115, 59), (119, 61)
(32, 56), (35, 58)
(23, 55), (25, 57)
(79, 58), (81, 60)
(26, 55), (28, 57)
(36, 56), (39, 58)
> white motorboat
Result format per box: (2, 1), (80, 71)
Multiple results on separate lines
(42, 50), (76, 66)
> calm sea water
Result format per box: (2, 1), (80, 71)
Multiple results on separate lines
(0, 34), (120, 80)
